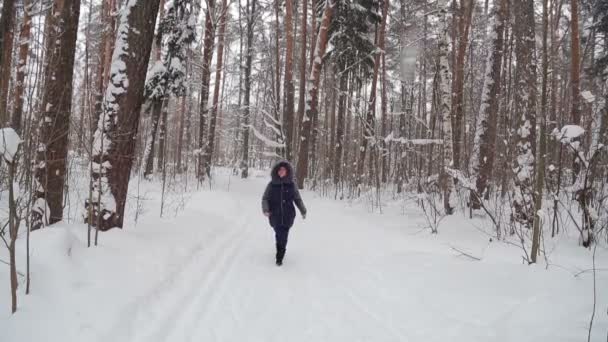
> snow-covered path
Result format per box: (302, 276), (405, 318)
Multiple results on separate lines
(2, 170), (607, 341)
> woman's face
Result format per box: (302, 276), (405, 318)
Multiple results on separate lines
(278, 166), (288, 178)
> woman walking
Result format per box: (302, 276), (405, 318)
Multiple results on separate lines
(261, 160), (307, 266)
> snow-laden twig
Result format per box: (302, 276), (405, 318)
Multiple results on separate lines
(449, 245), (482, 261)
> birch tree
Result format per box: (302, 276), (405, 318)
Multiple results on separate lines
(437, 7), (456, 215)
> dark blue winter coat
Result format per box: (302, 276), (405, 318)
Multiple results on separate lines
(261, 161), (307, 228)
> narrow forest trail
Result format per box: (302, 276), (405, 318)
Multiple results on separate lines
(2, 170), (606, 342)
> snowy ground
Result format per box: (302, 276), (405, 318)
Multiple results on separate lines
(1, 168), (607, 342)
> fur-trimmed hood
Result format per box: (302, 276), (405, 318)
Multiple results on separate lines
(270, 160), (295, 184)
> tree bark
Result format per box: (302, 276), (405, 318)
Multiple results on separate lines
(198, 0), (216, 181)
(86, 0), (161, 230)
(295, 0), (308, 153)
(295, 0), (334, 189)
(11, 0), (33, 134)
(570, 0), (581, 125)
(451, 0), (474, 169)
(469, 0), (507, 209)
(283, 0), (296, 160)
(204, 0), (228, 177)
(33, 0), (81, 229)
(0, 0), (16, 126)
(512, 0), (538, 229)
(241, 0), (257, 178)
(438, 8), (456, 215)
(334, 70), (348, 186)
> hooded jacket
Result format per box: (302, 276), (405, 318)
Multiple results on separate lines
(261, 160), (307, 227)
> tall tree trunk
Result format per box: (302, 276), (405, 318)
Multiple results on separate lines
(204, 0), (228, 177)
(143, 100), (164, 178)
(295, 0), (308, 153)
(241, 0), (257, 178)
(198, 0), (216, 181)
(570, 0), (581, 125)
(94, 0), (117, 132)
(11, 0), (33, 134)
(274, 0), (282, 136)
(32, 0), (81, 229)
(531, 0), (550, 263)
(570, 0), (582, 179)
(157, 102), (169, 170)
(334, 70), (348, 187)
(295, 0), (334, 189)
(0, 0), (16, 126)
(469, 0), (506, 209)
(450, 0), (474, 170)
(379, 0), (389, 183)
(176, 95), (186, 172)
(86, 0), (161, 230)
(438, 8), (456, 215)
(297, 0), (317, 150)
(512, 0), (538, 229)
(283, 0), (296, 160)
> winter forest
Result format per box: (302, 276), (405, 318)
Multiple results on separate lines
(1, 0), (608, 340)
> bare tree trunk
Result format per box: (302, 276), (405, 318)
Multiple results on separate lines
(0, 0), (16, 126)
(469, 0), (506, 209)
(11, 0), (33, 134)
(334, 70), (348, 187)
(512, 0), (538, 229)
(8, 155), (19, 313)
(451, 0), (474, 169)
(274, 0), (282, 137)
(33, 0), (81, 229)
(438, 8), (456, 215)
(295, 0), (334, 189)
(283, 0), (296, 160)
(570, 0), (582, 179)
(204, 0), (228, 177)
(157, 102), (169, 170)
(531, 0), (551, 263)
(379, 0), (389, 183)
(86, 0), (161, 230)
(241, 0), (257, 178)
(176, 95), (186, 172)
(295, 0), (308, 153)
(198, 0), (216, 181)
(570, 0), (581, 125)
(94, 0), (117, 132)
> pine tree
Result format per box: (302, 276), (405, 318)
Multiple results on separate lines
(295, 0), (336, 188)
(86, 0), (162, 230)
(469, 0), (507, 209)
(325, 0), (380, 188)
(511, 0), (538, 230)
(32, 0), (81, 229)
(143, 0), (196, 178)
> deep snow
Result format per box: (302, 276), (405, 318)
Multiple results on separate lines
(1, 168), (607, 342)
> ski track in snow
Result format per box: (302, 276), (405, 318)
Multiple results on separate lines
(103, 195), (255, 342)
